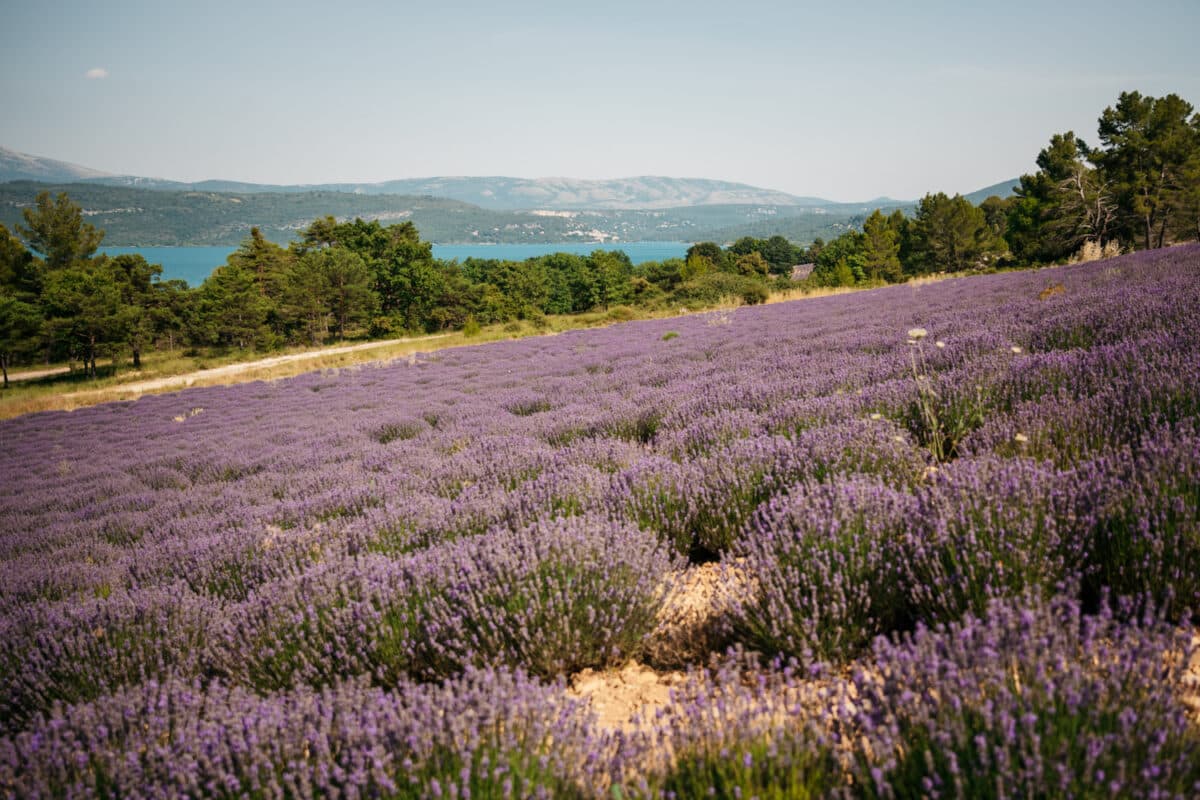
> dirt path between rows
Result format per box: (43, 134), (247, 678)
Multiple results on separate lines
(62, 333), (450, 399)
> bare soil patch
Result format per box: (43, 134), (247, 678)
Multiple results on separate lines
(569, 662), (685, 732)
(645, 562), (743, 668)
(568, 563), (752, 731)
(1185, 634), (1200, 722)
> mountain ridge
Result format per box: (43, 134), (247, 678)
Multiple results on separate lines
(0, 180), (904, 247)
(0, 146), (114, 182)
(2, 145), (1017, 212)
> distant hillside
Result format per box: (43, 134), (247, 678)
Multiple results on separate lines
(0, 182), (877, 246)
(0, 182), (510, 246)
(963, 178), (1020, 205)
(83, 174), (832, 211)
(3, 145), (1023, 216)
(0, 146), (880, 212)
(0, 146), (113, 183)
(340, 176), (835, 210)
(1, 146), (1023, 246)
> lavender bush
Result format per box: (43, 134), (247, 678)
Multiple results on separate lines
(1077, 422), (1200, 618)
(625, 654), (844, 799)
(207, 554), (410, 691)
(900, 455), (1084, 623)
(728, 476), (916, 663)
(207, 517), (676, 689)
(411, 516), (678, 678)
(0, 669), (613, 799)
(1, 585), (216, 734)
(851, 595), (1200, 799)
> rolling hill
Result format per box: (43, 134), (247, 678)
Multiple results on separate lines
(1, 145), (1019, 245)
(0, 181), (892, 246)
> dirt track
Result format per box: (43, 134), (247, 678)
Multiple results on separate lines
(62, 333), (449, 399)
(6, 366), (72, 383)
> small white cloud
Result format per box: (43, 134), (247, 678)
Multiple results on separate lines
(85, 67), (109, 80)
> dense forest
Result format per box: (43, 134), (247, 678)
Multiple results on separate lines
(1, 90), (1197, 385)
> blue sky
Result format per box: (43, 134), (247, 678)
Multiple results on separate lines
(2, 0), (1198, 200)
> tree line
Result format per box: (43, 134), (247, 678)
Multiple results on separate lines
(0, 90), (1196, 385)
(802, 90), (1200, 285)
(0, 198), (801, 385)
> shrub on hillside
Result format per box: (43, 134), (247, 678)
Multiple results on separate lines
(672, 272), (769, 307)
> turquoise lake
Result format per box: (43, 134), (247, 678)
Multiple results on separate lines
(102, 241), (690, 288)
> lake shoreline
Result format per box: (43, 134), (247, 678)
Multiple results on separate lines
(101, 241), (692, 287)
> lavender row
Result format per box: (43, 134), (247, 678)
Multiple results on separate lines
(3, 254), (1196, 549)
(1, 668), (612, 799)
(8, 417), (1188, 733)
(728, 421), (1200, 664)
(5, 597), (1195, 798)
(3, 517), (674, 731)
(633, 595), (1199, 798)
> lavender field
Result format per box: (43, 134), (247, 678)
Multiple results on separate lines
(2, 246), (1199, 797)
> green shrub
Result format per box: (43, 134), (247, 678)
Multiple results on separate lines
(672, 272), (770, 308)
(605, 305), (637, 322)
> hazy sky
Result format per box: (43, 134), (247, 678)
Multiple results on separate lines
(3, 0), (1198, 201)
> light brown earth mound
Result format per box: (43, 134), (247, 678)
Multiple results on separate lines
(645, 562), (745, 667)
(570, 662), (685, 732)
(1185, 634), (1200, 721)
(570, 563), (751, 731)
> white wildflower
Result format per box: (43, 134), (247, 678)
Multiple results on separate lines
(870, 413), (882, 420)
(907, 327), (927, 340)
(935, 340), (946, 349)
(1010, 346), (1023, 354)
(1014, 432), (1029, 443)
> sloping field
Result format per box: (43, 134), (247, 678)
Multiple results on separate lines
(2, 246), (1199, 796)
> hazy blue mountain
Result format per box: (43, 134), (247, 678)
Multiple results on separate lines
(352, 176), (839, 210)
(2, 146), (1026, 248)
(963, 178), (1020, 205)
(84, 174), (836, 210)
(0, 146), (114, 183)
(0, 181), (881, 247)
(1, 146), (859, 210)
(3, 145), (1021, 214)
